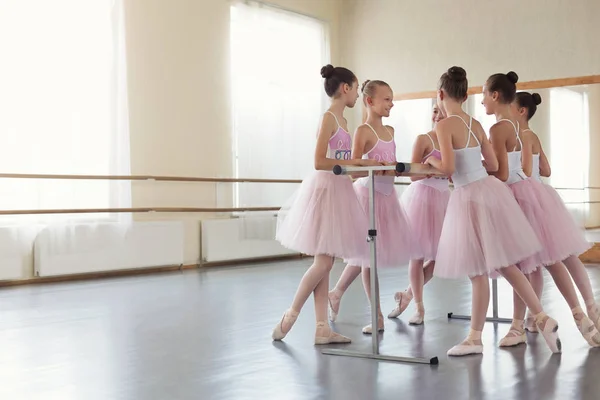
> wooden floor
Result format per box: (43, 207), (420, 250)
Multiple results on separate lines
(1, 259), (600, 400)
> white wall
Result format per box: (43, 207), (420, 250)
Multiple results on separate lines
(123, 0), (342, 265)
(341, 0), (600, 127)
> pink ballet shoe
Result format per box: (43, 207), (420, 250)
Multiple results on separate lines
(388, 291), (412, 318)
(408, 302), (424, 325)
(272, 309), (299, 341)
(573, 307), (600, 347)
(524, 313), (538, 333)
(362, 314), (385, 334)
(535, 312), (561, 353)
(328, 289), (342, 322)
(586, 302), (600, 332)
(499, 328), (526, 347)
(314, 321), (351, 345)
(447, 339), (483, 356)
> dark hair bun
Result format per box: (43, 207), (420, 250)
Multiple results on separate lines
(532, 93), (542, 105)
(506, 71), (519, 84)
(320, 64), (335, 79)
(448, 66), (466, 80)
(361, 80), (371, 93)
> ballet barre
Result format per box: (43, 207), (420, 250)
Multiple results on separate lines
(448, 279), (512, 324)
(321, 162), (444, 366)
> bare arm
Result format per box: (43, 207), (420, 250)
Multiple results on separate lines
(539, 146), (551, 177)
(409, 134), (430, 181)
(489, 123), (509, 181)
(521, 131), (534, 177)
(425, 119), (454, 176)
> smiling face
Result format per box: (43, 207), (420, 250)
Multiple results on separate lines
(366, 84), (394, 117)
(481, 85), (498, 115)
(342, 80), (359, 108)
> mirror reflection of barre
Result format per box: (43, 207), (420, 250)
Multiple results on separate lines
(332, 162), (445, 177)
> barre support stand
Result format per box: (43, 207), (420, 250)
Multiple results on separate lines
(322, 163), (438, 365)
(447, 278), (512, 324)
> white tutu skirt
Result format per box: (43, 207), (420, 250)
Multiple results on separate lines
(434, 176), (542, 279)
(276, 171), (369, 260)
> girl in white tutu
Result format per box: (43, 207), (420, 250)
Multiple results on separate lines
(328, 80), (413, 334)
(426, 66), (561, 356)
(272, 65), (380, 344)
(388, 105), (450, 325)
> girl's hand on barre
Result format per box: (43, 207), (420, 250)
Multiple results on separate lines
(383, 162), (396, 176)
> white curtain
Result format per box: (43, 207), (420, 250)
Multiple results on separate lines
(230, 0), (328, 209)
(0, 0), (131, 226)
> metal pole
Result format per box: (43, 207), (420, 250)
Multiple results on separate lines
(447, 278), (512, 324)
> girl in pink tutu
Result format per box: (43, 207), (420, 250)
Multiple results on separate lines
(273, 64), (380, 344)
(387, 105), (450, 325)
(328, 79), (413, 334)
(483, 72), (600, 348)
(426, 66), (561, 356)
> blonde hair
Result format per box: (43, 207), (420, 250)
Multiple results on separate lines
(361, 79), (391, 105)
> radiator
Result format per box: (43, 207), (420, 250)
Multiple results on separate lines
(34, 221), (185, 277)
(0, 225), (44, 280)
(201, 216), (297, 263)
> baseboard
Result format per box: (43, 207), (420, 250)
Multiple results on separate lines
(0, 264), (199, 287)
(201, 253), (306, 267)
(580, 243), (600, 264)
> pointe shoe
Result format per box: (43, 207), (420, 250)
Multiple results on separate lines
(328, 290), (342, 322)
(447, 339), (483, 356)
(388, 291), (412, 318)
(574, 311), (600, 347)
(272, 309), (299, 341)
(535, 313), (561, 353)
(314, 321), (351, 345)
(499, 328), (527, 347)
(362, 315), (385, 334)
(587, 303), (600, 332)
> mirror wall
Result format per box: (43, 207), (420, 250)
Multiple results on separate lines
(384, 82), (600, 229)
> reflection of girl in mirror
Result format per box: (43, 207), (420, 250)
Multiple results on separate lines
(511, 91), (600, 345)
(328, 80), (414, 334)
(426, 66), (560, 356)
(387, 104), (450, 325)
(483, 73), (600, 349)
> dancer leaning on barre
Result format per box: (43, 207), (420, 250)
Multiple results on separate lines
(328, 79), (414, 334)
(272, 64), (380, 345)
(483, 71), (600, 348)
(388, 104), (450, 325)
(484, 87), (600, 347)
(426, 66), (561, 356)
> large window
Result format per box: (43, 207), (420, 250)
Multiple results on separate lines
(230, 1), (328, 208)
(0, 0), (131, 224)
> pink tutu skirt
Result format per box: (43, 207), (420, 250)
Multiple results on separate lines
(276, 170), (368, 259)
(345, 178), (413, 268)
(508, 179), (556, 273)
(535, 182), (591, 260)
(401, 181), (450, 261)
(434, 176), (542, 279)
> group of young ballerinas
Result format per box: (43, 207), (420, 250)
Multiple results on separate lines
(272, 64), (600, 357)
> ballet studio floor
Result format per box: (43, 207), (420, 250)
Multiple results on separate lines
(1, 259), (600, 400)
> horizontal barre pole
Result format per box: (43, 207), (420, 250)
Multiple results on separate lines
(0, 173), (302, 184)
(0, 207), (281, 215)
(333, 162), (445, 177)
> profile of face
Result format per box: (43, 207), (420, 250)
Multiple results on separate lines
(432, 105), (445, 124)
(481, 85), (498, 115)
(511, 100), (527, 123)
(338, 81), (359, 108)
(367, 85), (394, 117)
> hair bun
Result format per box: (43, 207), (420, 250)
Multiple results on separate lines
(320, 64), (335, 79)
(506, 71), (519, 84)
(447, 66), (466, 80)
(532, 92), (542, 105)
(361, 80), (371, 93)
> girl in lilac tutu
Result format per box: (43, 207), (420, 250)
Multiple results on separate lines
(272, 65), (380, 345)
(426, 66), (561, 356)
(491, 89), (600, 347)
(387, 105), (450, 325)
(328, 79), (413, 334)
(483, 73), (600, 348)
